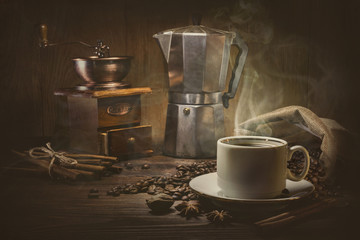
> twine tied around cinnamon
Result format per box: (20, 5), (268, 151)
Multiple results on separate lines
(28, 142), (78, 177)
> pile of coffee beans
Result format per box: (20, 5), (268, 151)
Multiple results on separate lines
(288, 148), (340, 198)
(107, 161), (216, 200)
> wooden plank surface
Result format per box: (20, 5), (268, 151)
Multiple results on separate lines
(0, 154), (358, 240)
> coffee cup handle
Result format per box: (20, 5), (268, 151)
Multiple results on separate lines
(286, 145), (310, 181)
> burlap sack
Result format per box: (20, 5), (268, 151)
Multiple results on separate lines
(234, 106), (355, 181)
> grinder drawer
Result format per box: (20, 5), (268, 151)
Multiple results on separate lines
(99, 125), (152, 157)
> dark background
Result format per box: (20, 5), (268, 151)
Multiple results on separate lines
(0, 0), (359, 153)
(0, 1), (360, 238)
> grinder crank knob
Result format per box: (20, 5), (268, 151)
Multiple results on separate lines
(39, 24), (48, 47)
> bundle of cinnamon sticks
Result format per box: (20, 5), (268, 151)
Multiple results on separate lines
(11, 150), (122, 181)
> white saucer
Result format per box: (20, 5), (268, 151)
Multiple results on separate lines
(189, 172), (314, 212)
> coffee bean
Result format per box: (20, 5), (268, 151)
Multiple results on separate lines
(176, 164), (184, 169)
(155, 186), (164, 193)
(109, 165), (123, 173)
(184, 189), (191, 195)
(181, 195), (189, 201)
(142, 164), (150, 169)
(282, 188), (290, 194)
(174, 192), (182, 197)
(125, 163), (133, 169)
(172, 177), (182, 182)
(148, 185), (156, 191)
(311, 177), (318, 184)
(165, 184), (175, 191)
(172, 194), (181, 200)
(169, 187), (179, 193)
(188, 193), (197, 200)
(129, 188), (138, 194)
(89, 188), (99, 193)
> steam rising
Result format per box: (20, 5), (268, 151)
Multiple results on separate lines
(211, 0), (340, 136)
(213, 0), (277, 135)
(213, 0), (273, 44)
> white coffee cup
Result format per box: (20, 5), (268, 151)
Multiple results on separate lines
(217, 136), (310, 199)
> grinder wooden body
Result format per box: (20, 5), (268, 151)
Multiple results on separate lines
(54, 87), (152, 157)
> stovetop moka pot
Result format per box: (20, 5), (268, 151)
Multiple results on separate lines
(154, 17), (248, 158)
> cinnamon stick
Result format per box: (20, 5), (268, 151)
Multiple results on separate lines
(75, 159), (102, 164)
(255, 200), (325, 225)
(72, 163), (106, 173)
(51, 164), (83, 181)
(255, 198), (337, 228)
(64, 153), (118, 162)
(75, 159), (113, 167)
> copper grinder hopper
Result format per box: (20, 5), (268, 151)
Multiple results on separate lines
(39, 24), (132, 90)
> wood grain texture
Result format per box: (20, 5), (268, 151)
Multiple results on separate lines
(0, 0), (359, 154)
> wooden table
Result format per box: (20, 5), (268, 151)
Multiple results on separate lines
(0, 153), (358, 240)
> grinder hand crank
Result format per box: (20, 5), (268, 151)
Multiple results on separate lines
(39, 24), (110, 58)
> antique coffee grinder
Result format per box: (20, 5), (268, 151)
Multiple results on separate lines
(39, 24), (152, 157)
(154, 17), (248, 158)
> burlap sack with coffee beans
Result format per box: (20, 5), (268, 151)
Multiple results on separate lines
(235, 106), (356, 182)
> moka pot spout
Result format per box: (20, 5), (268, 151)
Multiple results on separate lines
(153, 32), (171, 63)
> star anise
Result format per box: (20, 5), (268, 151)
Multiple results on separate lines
(206, 210), (232, 224)
(175, 201), (201, 218)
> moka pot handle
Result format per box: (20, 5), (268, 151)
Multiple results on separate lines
(222, 32), (248, 108)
